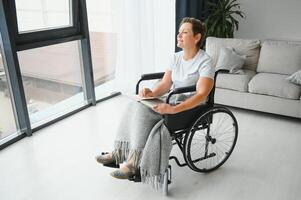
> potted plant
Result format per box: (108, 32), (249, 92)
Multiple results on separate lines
(205, 0), (245, 38)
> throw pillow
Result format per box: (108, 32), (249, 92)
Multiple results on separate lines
(286, 70), (301, 85)
(215, 47), (246, 74)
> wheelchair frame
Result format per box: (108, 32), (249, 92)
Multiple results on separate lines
(102, 69), (238, 195)
(134, 69), (238, 195)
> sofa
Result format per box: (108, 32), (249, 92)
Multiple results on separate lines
(205, 37), (301, 118)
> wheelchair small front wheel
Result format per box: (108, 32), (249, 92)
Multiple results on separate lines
(183, 106), (238, 173)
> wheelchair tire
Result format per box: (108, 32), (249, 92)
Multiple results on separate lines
(183, 106), (238, 173)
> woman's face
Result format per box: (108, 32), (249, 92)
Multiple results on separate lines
(177, 22), (201, 49)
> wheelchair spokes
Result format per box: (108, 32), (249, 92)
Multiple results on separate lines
(183, 106), (238, 172)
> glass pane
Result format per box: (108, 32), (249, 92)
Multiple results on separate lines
(17, 41), (86, 128)
(15, 0), (72, 33)
(0, 36), (19, 143)
(86, 0), (118, 100)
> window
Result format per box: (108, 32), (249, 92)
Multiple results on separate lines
(15, 0), (73, 33)
(86, 0), (118, 100)
(0, 34), (19, 144)
(17, 41), (86, 127)
(0, 0), (108, 149)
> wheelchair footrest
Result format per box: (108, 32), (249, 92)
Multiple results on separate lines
(127, 167), (172, 184)
(128, 170), (142, 182)
(103, 162), (120, 168)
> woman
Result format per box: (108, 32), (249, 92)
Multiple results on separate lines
(96, 17), (214, 180)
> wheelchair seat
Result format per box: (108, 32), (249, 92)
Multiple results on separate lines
(163, 103), (211, 132)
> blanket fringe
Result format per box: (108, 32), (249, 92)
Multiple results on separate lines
(112, 141), (142, 168)
(140, 169), (165, 190)
(112, 140), (168, 190)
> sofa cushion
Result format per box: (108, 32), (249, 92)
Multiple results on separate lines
(248, 73), (301, 100)
(206, 37), (261, 71)
(216, 70), (256, 92)
(257, 40), (301, 75)
(215, 47), (246, 73)
(286, 70), (301, 85)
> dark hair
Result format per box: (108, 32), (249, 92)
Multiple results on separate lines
(180, 17), (206, 48)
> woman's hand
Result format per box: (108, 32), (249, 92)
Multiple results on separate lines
(153, 103), (176, 114)
(139, 88), (154, 98)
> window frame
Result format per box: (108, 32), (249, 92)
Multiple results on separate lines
(8, 0), (82, 50)
(0, 0), (96, 149)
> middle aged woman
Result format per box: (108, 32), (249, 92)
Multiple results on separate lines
(96, 17), (215, 183)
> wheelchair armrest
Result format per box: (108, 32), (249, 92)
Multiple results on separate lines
(166, 85), (196, 104)
(165, 69), (230, 104)
(136, 72), (165, 94)
(141, 72), (165, 80)
(172, 85), (196, 94)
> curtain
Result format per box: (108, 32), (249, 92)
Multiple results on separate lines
(175, 0), (216, 52)
(114, 0), (176, 94)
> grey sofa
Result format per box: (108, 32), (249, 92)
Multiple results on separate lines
(206, 37), (301, 118)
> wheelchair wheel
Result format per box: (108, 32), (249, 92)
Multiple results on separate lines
(183, 106), (238, 173)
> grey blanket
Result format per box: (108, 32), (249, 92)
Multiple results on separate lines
(140, 119), (172, 189)
(112, 100), (172, 189)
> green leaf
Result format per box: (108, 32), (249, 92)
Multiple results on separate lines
(205, 0), (245, 38)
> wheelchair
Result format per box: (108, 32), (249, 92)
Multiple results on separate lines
(102, 69), (238, 195)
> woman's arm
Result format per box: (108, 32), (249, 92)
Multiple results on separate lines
(152, 70), (173, 97)
(140, 70), (173, 97)
(153, 77), (214, 114)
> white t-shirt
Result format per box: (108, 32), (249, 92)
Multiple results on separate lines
(167, 49), (215, 103)
(168, 49), (215, 87)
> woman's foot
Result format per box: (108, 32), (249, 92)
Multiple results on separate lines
(110, 164), (137, 179)
(95, 152), (114, 165)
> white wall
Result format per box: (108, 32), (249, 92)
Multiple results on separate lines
(234, 0), (301, 41)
